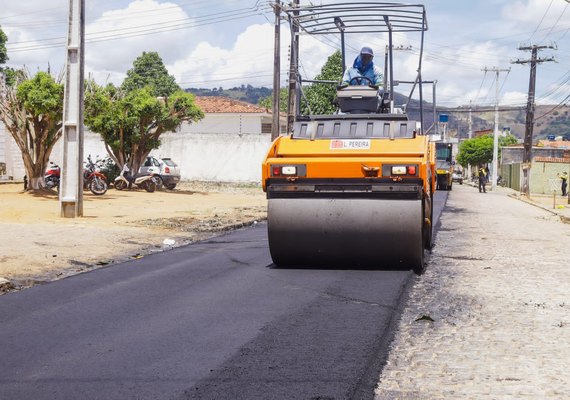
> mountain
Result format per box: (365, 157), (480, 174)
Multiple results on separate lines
(416, 103), (570, 141)
(186, 85), (570, 141)
(185, 85), (272, 105)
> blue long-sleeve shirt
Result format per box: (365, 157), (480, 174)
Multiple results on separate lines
(342, 55), (383, 86)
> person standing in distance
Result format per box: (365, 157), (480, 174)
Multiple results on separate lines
(342, 46), (383, 86)
(558, 171), (568, 196)
(478, 166), (487, 193)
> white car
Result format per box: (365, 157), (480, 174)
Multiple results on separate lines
(139, 156), (181, 190)
(452, 170), (463, 185)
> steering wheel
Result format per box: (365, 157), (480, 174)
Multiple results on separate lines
(349, 76), (374, 86)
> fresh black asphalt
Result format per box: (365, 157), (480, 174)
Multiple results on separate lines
(0, 192), (447, 400)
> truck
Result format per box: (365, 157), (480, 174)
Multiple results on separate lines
(435, 142), (454, 190)
(261, 2), (434, 273)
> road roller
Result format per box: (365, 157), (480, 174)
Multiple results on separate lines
(262, 2), (434, 273)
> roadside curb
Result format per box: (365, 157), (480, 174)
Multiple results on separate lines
(508, 193), (570, 224)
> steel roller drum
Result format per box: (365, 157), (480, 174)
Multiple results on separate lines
(267, 198), (423, 269)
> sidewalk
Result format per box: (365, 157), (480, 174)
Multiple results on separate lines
(513, 191), (570, 224)
(375, 184), (569, 399)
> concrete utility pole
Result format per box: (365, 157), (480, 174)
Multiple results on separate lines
(271, 1), (281, 141)
(286, 0), (300, 134)
(512, 45), (556, 197)
(60, 0), (85, 217)
(482, 67), (510, 191)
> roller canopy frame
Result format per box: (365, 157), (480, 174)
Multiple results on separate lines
(280, 1), (428, 133)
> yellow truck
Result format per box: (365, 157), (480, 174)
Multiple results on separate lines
(262, 2), (434, 273)
(435, 142), (454, 190)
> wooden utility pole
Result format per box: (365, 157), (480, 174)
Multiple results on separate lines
(512, 45), (555, 197)
(60, 0), (85, 217)
(271, 1), (281, 141)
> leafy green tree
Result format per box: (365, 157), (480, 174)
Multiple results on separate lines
(499, 134), (518, 147)
(86, 52), (204, 174)
(457, 134), (518, 167)
(0, 25), (19, 87)
(121, 51), (180, 97)
(257, 88), (289, 112)
(85, 83), (203, 174)
(0, 71), (63, 190)
(0, 25), (8, 65)
(300, 50), (343, 115)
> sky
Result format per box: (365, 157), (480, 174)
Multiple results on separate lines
(1, 0), (569, 109)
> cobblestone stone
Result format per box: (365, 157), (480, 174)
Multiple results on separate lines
(375, 184), (570, 399)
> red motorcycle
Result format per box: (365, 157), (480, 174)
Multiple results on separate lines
(44, 162), (60, 191)
(83, 155), (108, 195)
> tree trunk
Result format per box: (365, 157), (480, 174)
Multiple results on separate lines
(27, 176), (46, 190)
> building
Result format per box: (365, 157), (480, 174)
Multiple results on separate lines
(501, 139), (570, 194)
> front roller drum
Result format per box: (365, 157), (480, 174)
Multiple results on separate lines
(268, 198), (424, 269)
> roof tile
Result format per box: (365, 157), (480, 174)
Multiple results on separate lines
(194, 96), (269, 114)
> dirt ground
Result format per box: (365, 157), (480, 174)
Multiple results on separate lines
(0, 181), (267, 293)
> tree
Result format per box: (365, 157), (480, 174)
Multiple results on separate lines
(121, 52), (180, 97)
(0, 71), (63, 190)
(86, 51), (204, 174)
(85, 83), (204, 174)
(300, 50), (343, 115)
(0, 25), (18, 87)
(456, 134), (519, 167)
(257, 88), (289, 112)
(0, 25), (8, 65)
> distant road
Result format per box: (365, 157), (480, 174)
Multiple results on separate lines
(0, 191), (448, 400)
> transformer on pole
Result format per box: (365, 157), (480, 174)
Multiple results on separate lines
(60, 0), (85, 217)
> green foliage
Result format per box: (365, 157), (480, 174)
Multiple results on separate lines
(0, 25), (7, 65)
(300, 51), (344, 115)
(257, 88), (289, 112)
(187, 85), (271, 104)
(0, 26), (16, 86)
(85, 81), (203, 172)
(87, 51), (204, 172)
(457, 136), (493, 167)
(2, 67), (22, 87)
(17, 72), (64, 117)
(499, 134), (518, 147)
(121, 51), (180, 97)
(456, 134), (519, 167)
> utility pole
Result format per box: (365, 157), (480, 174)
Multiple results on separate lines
(271, 1), (281, 141)
(60, 0), (85, 217)
(286, 0), (299, 134)
(512, 45), (556, 197)
(482, 67), (510, 191)
(467, 100), (473, 179)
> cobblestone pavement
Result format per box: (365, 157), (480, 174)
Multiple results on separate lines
(375, 184), (570, 399)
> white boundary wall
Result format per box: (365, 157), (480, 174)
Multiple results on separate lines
(24, 112), (273, 183)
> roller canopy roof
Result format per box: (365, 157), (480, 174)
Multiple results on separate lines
(282, 2), (428, 35)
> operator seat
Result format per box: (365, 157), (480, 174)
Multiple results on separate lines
(336, 85), (387, 114)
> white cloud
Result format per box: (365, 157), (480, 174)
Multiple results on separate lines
(85, 0), (191, 85)
(169, 23), (334, 89)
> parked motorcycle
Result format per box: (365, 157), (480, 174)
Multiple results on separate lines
(44, 162), (60, 191)
(114, 164), (158, 192)
(83, 155), (108, 195)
